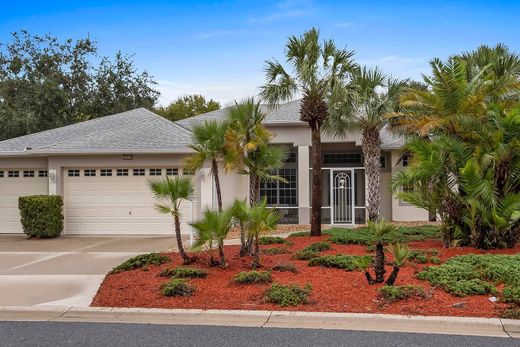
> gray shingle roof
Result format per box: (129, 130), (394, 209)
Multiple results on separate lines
(0, 108), (193, 155)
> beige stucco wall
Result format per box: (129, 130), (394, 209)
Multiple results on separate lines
(390, 151), (429, 221)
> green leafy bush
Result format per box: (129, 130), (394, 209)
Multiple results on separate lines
(18, 195), (63, 238)
(262, 247), (289, 255)
(305, 242), (331, 252)
(160, 266), (208, 279)
(264, 283), (312, 306)
(111, 253), (169, 274)
(417, 254), (520, 297)
(233, 271), (272, 284)
(408, 250), (428, 263)
(292, 249), (318, 260)
(504, 287), (520, 305)
(288, 231), (310, 237)
(328, 225), (440, 246)
(259, 236), (290, 245)
(379, 285), (427, 302)
(161, 279), (196, 297)
(430, 257), (442, 264)
(308, 254), (372, 271)
(272, 263), (298, 273)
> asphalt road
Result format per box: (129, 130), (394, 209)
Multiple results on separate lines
(0, 321), (517, 347)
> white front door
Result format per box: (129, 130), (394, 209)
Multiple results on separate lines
(331, 169), (354, 225)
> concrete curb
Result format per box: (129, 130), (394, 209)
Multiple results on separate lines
(0, 306), (517, 338)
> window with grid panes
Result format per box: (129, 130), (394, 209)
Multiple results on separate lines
(260, 168), (297, 206)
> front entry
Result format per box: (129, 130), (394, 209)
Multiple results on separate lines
(331, 170), (354, 224)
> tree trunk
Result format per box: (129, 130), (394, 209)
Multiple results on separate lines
(243, 173), (260, 256)
(239, 223), (247, 257)
(211, 159), (223, 212)
(362, 128), (382, 222)
(310, 124), (322, 236)
(365, 271), (375, 285)
(174, 213), (192, 265)
(251, 234), (261, 269)
(218, 241), (226, 268)
(385, 265), (400, 286)
(374, 241), (386, 283)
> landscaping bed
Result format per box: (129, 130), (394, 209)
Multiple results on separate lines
(92, 226), (519, 318)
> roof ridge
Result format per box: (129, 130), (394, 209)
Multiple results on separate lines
(139, 108), (194, 135)
(33, 110), (158, 151)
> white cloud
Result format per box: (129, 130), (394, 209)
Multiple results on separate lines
(193, 29), (247, 40)
(156, 80), (259, 106)
(249, 9), (306, 23)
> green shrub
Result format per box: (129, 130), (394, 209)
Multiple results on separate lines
(233, 271), (272, 284)
(292, 249), (318, 260)
(379, 285), (427, 302)
(430, 257), (442, 264)
(161, 279), (196, 297)
(259, 236), (290, 245)
(308, 254), (372, 271)
(305, 242), (331, 252)
(111, 253), (169, 274)
(262, 247), (289, 255)
(328, 225), (440, 246)
(160, 266), (208, 279)
(264, 283), (312, 306)
(272, 263), (298, 273)
(417, 254), (520, 297)
(408, 250), (428, 264)
(288, 231), (309, 237)
(18, 195), (63, 238)
(504, 287), (520, 305)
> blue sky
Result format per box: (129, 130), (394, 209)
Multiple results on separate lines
(1, 0), (519, 105)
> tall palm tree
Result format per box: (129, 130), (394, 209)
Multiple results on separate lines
(149, 176), (193, 264)
(186, 120), (229, 211)
(327, 67), (407, 221)
(260, 28), (357, 236)
(191, 208), (233, 267)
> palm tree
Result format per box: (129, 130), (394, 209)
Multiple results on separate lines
(191, 208), (233, 267)
(328, 67), (408, 221)
(260, 28), (357, 236)
(186, 120), (229, 211)
(149, 176), (193, 264)
(248, 198), (279, 268)
(232, 199), (251, 257)
(368, 219), (397, 283)
(385, 243), (410, 286)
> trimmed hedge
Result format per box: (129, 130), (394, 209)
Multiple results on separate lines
(19, 195), (63, 238)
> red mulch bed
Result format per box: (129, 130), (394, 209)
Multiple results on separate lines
(91, 235), (520, 318)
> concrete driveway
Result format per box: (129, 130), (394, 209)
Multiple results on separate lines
(0, 235), (177, 307)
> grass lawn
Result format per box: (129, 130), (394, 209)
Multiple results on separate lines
(92, 225), (520, 318)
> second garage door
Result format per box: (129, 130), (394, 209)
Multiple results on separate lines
(63, 167), (194, 235)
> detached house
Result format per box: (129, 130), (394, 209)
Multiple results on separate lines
(0, 101), (429, 235)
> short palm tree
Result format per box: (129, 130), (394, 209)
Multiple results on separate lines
(191, 208), (233, 267)
(186, 120), (229, 211)
(368, 219), (397, 283)
(260, 28), (357, 236)
(327, 67), (408, 221)
(231, 199), (251, 257)
(149, 176), (193, 264)
(385, 243), (410, 285)
(248, 198), (279, 268)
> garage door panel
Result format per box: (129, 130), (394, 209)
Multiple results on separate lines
(64, 169), (194, 235)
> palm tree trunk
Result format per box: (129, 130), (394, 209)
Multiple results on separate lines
(365, 271), (375, 285)
(239, 223), (247, 257)
(310, 124), (322, 236)
(174, 213), (192, 264)
(362, 128), (382, 222)
(218, 241), (226, 268)
(211, 159), (223, 212)
(251, 234), (261, 269)
(374, 241), (386, 283)
(245, 174), (260, 255)
(385, 265), (400, 286)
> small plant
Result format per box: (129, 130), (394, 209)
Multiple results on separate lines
(160, 266), (208, 279)
(259, 236), (290, 245)
(191, 208), (233, 267)
(161, 279), (196, 297)
(272, 263), (298, 273)
(264, 283), (312, 306)
(292, 249), (318, 260)
(18, 195), (64, 238)
(354, 256), (375, 284)
(408, 250), (428, 264)
(308, 254), (372, 271)
(288, 231), (309, 237)
(379, 285), (426, 303)
(430, 256), (441, 264)
(233, 270), (272, 284)
(111, 253), (169, 274)
(504, 287), (520, 305)
(385, 243), (411, 285)
(262, 247), (289, 255)
(305, 242), (331, 252)
(328, 225), (441, 245)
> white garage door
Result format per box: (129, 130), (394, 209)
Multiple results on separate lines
(0, 169), (49, 234)
(63, 168), (194, 235)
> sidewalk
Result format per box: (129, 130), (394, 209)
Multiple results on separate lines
(0, 306), (518, 338)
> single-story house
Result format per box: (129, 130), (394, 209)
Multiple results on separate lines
(0, 101), (429, 235)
